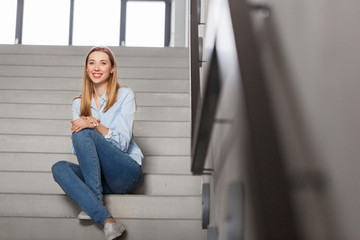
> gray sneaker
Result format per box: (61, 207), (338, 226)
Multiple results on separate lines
(77, 211), (91, 220)
(103, 221), (126, 240)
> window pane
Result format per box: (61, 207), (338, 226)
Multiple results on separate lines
(73, 0), (120, 46)
(22, 0), (70, 45)
(0, 0), (17, 44)
(126, 1), (165, 47)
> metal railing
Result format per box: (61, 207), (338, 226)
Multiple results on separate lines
(189, 1), (272, 175)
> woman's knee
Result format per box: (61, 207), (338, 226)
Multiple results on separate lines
(71, 128), (93, 144)
(51, 161), (70, 182)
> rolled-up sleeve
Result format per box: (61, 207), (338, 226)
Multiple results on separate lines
(72, 98), (81, 120)
(107, 89), (136, 153)
(71, 98), (81, 155)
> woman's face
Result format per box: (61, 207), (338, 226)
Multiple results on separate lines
(86, 51), (114, 86)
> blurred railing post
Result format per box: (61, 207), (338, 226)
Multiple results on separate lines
(15, 0), (24, 44)
(189, 0), (200, 141)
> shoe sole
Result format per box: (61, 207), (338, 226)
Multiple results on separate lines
(77, 211), (92, 220)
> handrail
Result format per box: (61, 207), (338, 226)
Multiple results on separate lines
(191, 46), (219, 174)
(189, 0), (300, 238)
(190, 2), (271, 174)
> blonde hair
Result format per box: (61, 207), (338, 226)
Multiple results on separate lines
(78, 46), (120, 116)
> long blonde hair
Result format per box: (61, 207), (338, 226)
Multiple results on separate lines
(79, 46), (120, 116)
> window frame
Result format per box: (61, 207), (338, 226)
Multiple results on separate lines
(120, 0), (171, 46)
(14, 0), (171, 46)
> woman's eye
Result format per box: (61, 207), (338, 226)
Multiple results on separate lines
(88, 62), (94, 65)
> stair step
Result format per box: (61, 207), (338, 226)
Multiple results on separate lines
(0, 172), (201, 196)
(0, 45), (189, 57)
(0, 217), (204, 240)
(0, 194), (201, 219)
(0, 77), (189, 92)
(0, 54), (189, 68)
(0, 45), (201, 240)
(0, 135), (190, 155)
(0, 118), (190, 137)
(0, 90), (190, 106)
(0, 103), (190, 121)
(0, 153), (191, 174)
(0, 65), (189, 79)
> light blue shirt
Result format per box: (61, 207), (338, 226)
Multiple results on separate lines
(71, 87), (143, 165)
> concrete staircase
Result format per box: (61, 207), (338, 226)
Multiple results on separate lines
(0, 45), (205, 240)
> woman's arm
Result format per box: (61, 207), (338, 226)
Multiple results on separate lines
(105, 89), (136, 152)
(71, 116), (100, 133)
(70, 89), (136, 153)
(71, 98), (100, 133)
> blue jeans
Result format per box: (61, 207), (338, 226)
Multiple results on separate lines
(52, 129), (142, 225)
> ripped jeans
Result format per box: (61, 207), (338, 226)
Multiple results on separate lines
(52, 129), (142, 225)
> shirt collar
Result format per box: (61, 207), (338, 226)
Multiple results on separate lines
(100, 91), (107, 104)
(91, 91), (107, 111)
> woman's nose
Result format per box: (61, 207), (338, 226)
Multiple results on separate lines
(94, 63), (100, 70)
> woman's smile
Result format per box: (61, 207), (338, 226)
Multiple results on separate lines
(92, 73), (103, 78)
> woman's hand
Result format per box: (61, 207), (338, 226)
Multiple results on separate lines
(71, 116), (101, 133)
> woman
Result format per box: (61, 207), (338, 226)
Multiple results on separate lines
(52, 46), (143, 240)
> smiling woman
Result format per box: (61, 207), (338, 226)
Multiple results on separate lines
(51, 46), (144, 240)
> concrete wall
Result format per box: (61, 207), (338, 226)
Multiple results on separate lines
(257, 1), (360, 239)
(200, 0), (360, 239)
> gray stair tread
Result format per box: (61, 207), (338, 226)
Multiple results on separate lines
(0, 194), (201, 219)
(0, 153), (191, 174)
(0, 104), (190, 121)
(0, 172), (201, 196)
(0, 217), (204, 240)
(0, 77), (189, 92)
(0, 135), (190, 155)
(0, 45), (189, 57)
(0, 118), (190, 137)
(0, 54), (189, 68)
(0, 65), (189, 79)
(0, 90), (189, 106)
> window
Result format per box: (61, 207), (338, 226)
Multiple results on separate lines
(72, 0), (120, 46)
(0, 0), (17, 44)
(22, 0), (70, 45)
(2, 0), (171, 47)
(125, 1), (166, 47)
